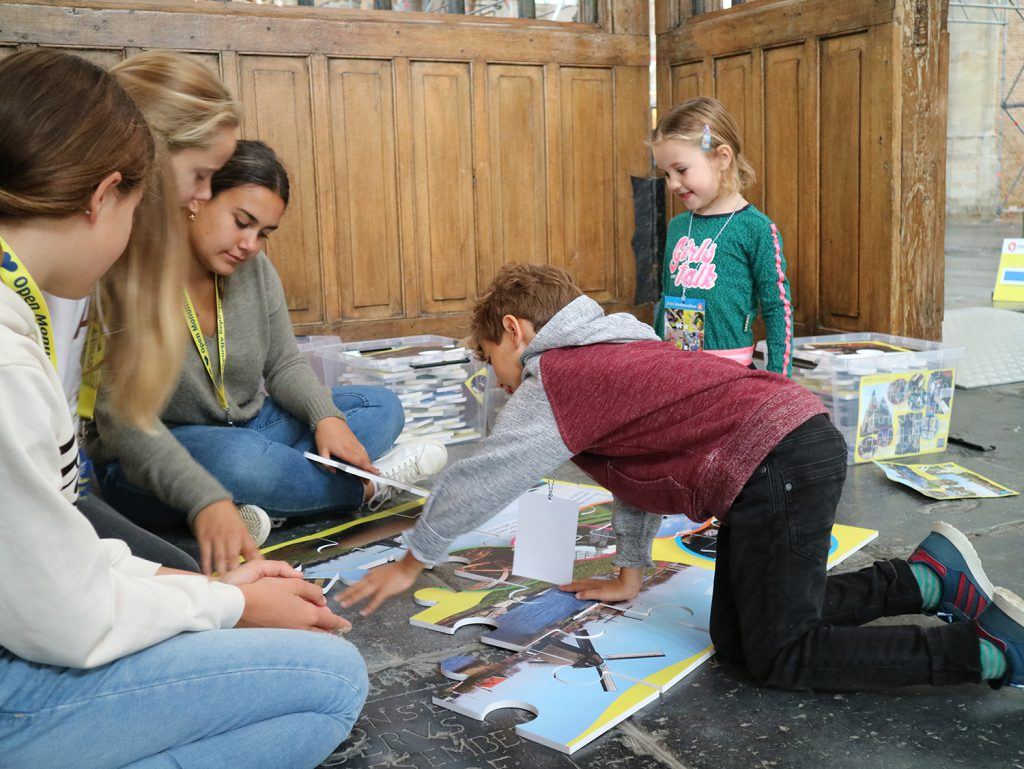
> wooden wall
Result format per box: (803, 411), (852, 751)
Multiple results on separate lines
(2, 0), (951, 341)
(1, 0), (650, 340)
(656, 0), (950, 340)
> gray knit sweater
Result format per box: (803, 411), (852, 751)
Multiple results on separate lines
(86, 253), (342, 523)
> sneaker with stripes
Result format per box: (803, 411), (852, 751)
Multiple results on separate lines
(909, 521), (994, 622)
(977, 588), (1024, 689)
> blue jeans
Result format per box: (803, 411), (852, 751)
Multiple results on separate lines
(100, 386), (405, 525)
(0, 628), (368, 769)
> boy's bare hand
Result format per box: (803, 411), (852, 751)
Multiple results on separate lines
(339, 553), (425, 616)
(560, 567), (644, 602)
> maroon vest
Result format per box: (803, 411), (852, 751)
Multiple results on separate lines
(540, 341), (826, 521)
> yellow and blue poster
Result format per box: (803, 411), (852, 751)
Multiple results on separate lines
(854, 368), (955, 463)
(875, 461), (1018, 500)
(994, 238), (1024, 303)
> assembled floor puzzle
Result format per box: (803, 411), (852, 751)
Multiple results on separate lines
(266, 479), (878, 755)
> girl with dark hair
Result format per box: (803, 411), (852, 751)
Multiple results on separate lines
(0, 50), (366, 769)
(89, 140), (448, 574)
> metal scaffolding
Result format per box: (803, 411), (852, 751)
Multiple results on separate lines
(950, 0), (1024, 211)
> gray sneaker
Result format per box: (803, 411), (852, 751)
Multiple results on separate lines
(238, 504), (271, 547)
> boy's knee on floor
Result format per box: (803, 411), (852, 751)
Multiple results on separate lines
(741, 644), (806, 690)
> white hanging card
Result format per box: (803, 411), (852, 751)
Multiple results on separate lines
(511, 491), (579, 585)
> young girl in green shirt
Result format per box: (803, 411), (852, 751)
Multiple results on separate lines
(652, 97), (793, 375)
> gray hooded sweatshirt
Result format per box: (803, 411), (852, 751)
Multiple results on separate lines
(404, 295), (664, 570)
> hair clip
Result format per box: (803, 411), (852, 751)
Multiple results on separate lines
(701, 124), (712, 151)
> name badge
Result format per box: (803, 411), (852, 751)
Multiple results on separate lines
(662, 296), (706, 352)
(512, 490), (579, 585)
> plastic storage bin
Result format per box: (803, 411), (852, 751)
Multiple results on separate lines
(315, 335), (495, 445)
(757, 333), (965, 464)
(295, 335), (342, 384)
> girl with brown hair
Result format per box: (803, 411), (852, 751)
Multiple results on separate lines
(0, 49), (366, 769)
(89, 139), (447, 576)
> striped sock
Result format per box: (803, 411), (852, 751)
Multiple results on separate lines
(910, 562), (941, 611)
(979, 639), (1008, 681)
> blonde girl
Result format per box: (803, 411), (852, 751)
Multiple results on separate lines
(651, 96), (793, 375)
(69, 52), (270, 570)
(0, 49), (365, 769)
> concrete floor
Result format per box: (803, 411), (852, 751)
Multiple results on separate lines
(170, 224), (1022, 768)
(945, 220), (1020, 310)
(308, 225), (1023, 769)
(284, 379), (1024, 769)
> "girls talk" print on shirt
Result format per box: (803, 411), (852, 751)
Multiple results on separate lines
(669, 236), (719, 290)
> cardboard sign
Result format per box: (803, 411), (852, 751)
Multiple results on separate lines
(994, 238), (1024, 303)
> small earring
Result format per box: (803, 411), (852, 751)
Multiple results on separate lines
(188, 210), (197, 223)
(83, 209), (92, 216)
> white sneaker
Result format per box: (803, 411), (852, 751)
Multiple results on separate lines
(366, 441), (448, 511)
(237, 504), (271, 547)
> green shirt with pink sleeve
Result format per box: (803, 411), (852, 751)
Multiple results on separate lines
(654, 203), (794, 375)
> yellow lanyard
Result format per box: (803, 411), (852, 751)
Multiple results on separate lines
(183, 277), (231, 423)
(76, 320), (106, 421)
(0, 234), (57, 370)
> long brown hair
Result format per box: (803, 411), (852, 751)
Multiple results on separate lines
(0, 49), (152, 219)
(652, 96), (755, 198)
(93, 51), (241, 429)
(0, 50), (175, 425)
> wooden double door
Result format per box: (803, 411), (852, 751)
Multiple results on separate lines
(1, 0), (948, 340)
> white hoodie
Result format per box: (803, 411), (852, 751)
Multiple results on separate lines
(0, 285), (244, 669)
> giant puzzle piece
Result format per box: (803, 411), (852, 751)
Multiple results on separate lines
(260, 498), (424, 574)
(433, 563), (715, 754)
(411, 510), (877, 633)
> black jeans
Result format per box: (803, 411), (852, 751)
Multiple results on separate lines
(710, 414), (981, 690)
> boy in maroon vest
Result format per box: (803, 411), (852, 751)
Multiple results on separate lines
(343, 264), (1023, 692)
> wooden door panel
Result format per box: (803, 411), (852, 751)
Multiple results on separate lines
(410, 61), (476, 315)
(559, 66), (616, 302)
(487, 64), (548, 272)
(657, 0), (947, 341)
(713, 51), (762, 209)
(6, 0), (653, 341)
(665, 60), (706, 222)
(325, 58), (402, 322)
(818, 33), (866, 331)
(50, 46), (124, 68)
(671, 60), (705, 104)
(763, 44), (807, 330)
(237, 55), (323, 325)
